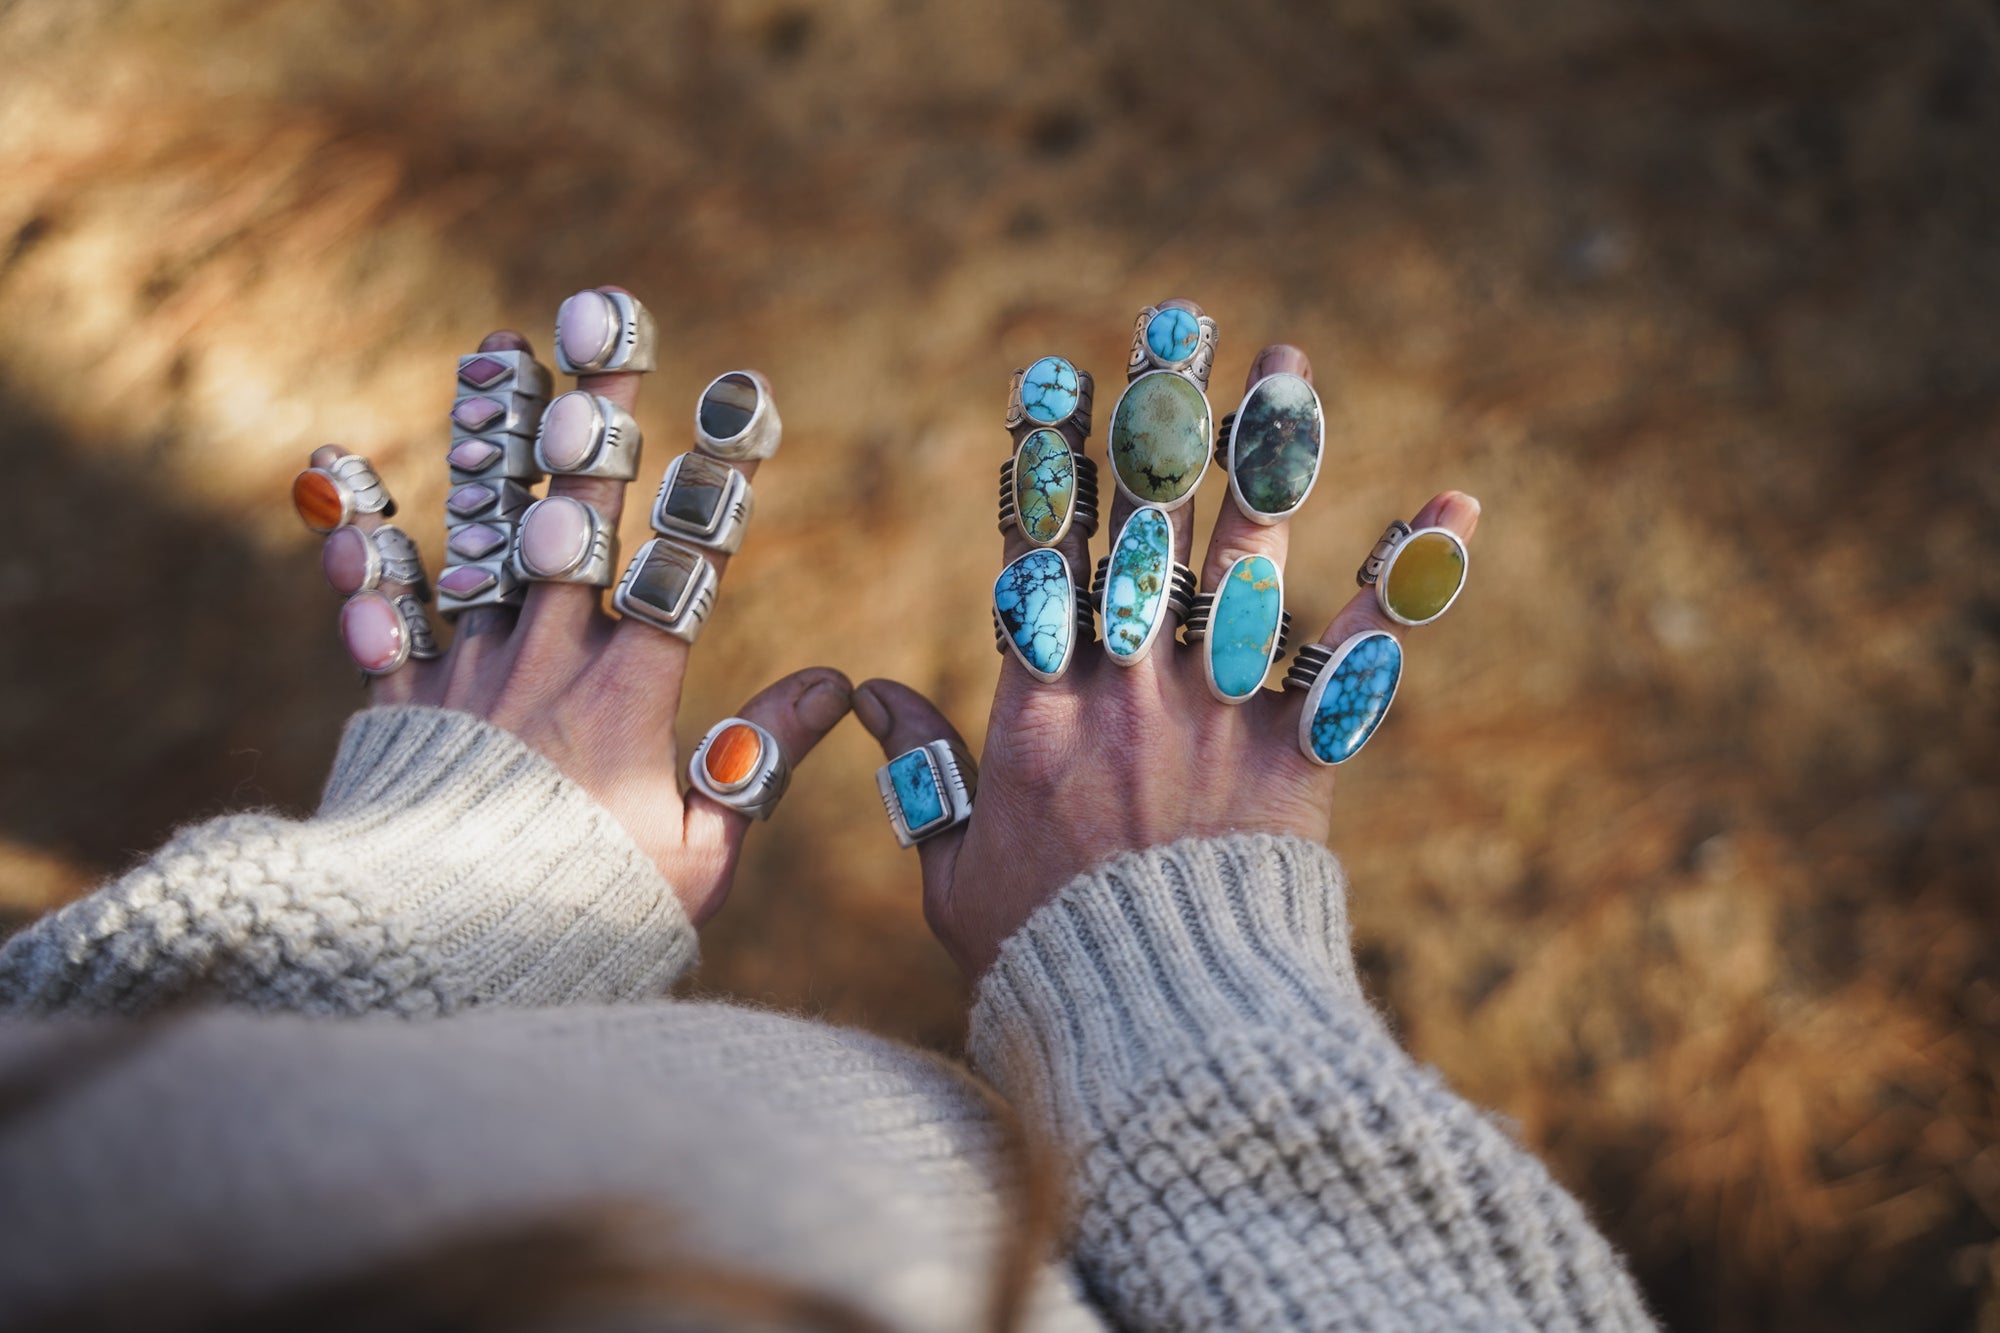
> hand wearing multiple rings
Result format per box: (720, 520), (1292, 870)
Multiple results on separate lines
(295, 289), (851, 926)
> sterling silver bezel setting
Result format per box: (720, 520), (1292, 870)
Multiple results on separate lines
(435, 557), (526, 616)
(990, 551), (1095, 683)
(1357, 521), (1469, 627)
(1004, 355), (1096, 443)
(534, 390), (642, 480)
(1107, 368), (1214, 513)
(296, 454), (396, 532)
(997, 438), (1101, 548)
(876, 739), (978, 849)
(650, 452), (754, 554)
(1287, 630), (1403, 767)
(511, 495), (617, 586)
(693, 369), (783, 462)
(1090, 507), (1197, 666)
(687, 717), (790, 821)
(612, 537), (720, 644)
(1214, 371), (1327, 526)
(554, 289), (657, 375)
(1126, 302), (1219, 393)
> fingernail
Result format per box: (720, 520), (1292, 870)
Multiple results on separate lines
(1440, 492), (1482, 531)
(798, 678), (852, 731)
(852, 685), (890, 740)
(1253, 343), (1309, 381)
(478, 330), (531, 354)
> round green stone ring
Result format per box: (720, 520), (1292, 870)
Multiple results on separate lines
(1356, 521), (1469, 626)
(1109, 370), (1213, 510)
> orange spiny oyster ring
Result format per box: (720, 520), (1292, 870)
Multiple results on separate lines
(293, 453), (396, 534)
(687, 717), (789, 821)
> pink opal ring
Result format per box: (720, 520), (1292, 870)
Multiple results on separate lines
(321, 524), (427, 599)
(554, 289), (656, 376)
(513, 495), (617, 586)
(340, 590), (440, 676)
(534, 390), (642, 480)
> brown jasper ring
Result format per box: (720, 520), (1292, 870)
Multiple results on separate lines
(687, 717), (790, 820)
(293, 453), (395, 533)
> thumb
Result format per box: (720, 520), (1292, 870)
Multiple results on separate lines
(852, 678), (973, 946)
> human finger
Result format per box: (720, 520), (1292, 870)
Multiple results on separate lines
(852, 678), (975, 938)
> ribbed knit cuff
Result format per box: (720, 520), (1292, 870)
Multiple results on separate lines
(968, 833), (1367, 1134)
(314, 706), (697, 1012)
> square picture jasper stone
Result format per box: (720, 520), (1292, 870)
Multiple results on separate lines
(625, 541), (703, 620)
(661, 455), (733, 533)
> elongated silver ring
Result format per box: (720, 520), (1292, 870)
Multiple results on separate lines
(877, 739), (977, 848)
(1213, 370), (1325, 525)
(998, 432), (1100, 547)
(693, 370), (782, 461)
(1005, 355), (1095, 442)
(513, 496), (617, 586)
(1286, 630), (1404, 766)
(1090, 506), (1188, 666)
(1181, 599), (1293, 652)
(651, 452), (753, 554)
(293, 454), (395, 533)
(992, 548), (1094, 683)
(613, 537), (720, 643)
(1126, 302), (1219, 392)
(340, 589), (440, 676)
(321, 523), (428, 598)
(1091, 553), (1195, 629)
(1183, 553), (1293, 704)
(535, 390), (642, 480)
(1356, 520), (1469, 627)
(554, 288), (657, 375)
(688, 718), (790, 821)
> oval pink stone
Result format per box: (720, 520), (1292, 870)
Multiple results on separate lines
(539, 392), (600, 470)
(557, 290), (615, 368)
(321, 527), (373, 595)
(519, 497), (591, 576)
(340, 591), (405, 673)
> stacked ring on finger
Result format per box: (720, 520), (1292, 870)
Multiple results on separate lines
(877, 739), (978, 848)
(1356, 519), (1469, 626)
(1182, 554), (1293, 703)
(1005, 355), (1095, 444)
(688, 718), (790, 821)
(1214, 370), (1326, 525)
(650, 452), (753, 554)
(1108, 301), (1217, 511)
(340, 589), (441, 676)
(293, 453), (396, 533)
(1285, 630), (1404, 766)
(693, 370), (782, 462)
(513, 495), (618, 586)
(535, 390), (642, 480)
(1093, 506), (1198, 665)
(614, 538), (720, 643)
(555, 288), (658, 376)
(322, 524), (428, 599)
(443, 348), (554, 613)
(992, 549), (1096, 682)
(998, 430), (1100, 546)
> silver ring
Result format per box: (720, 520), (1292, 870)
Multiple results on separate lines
(877, 739), (977, 848)
(554, 288), (657, 375)
(1091, 505), (1192, 666)
(612, 537), (719, 643)
(687, 718), (790, 821)
(448, 433), (543, 484)
(512, 496), (617, 586)
(1126, 301), (1219, 393)
(322, 523), (428, 597)
(293, 454), (395, 533)
(1182, 554), (1292, 704)
(1356, 521), (1468, 627)
(451, 388), (545, 440)
(991, 548), (1094, 682)
(445, 478), (535, 525)
(534, 390), (642, 480)
(997, 433), (1100, 547)
(1004, 356), (1095, 441)
(1214, 371), (1325, 525)
(693, 369), (782, 461)
(457, 348), (553, 400)
(650, 452), (753, 554)
(1286, 630), (1403, 767)
(435, 558), (526, 615)
(1108, 368), (1213, 512)
(340, 589), (440, 676)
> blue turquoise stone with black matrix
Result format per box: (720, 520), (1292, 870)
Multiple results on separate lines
(1012, 430), (1076, 545)
(1207, 555), (1283, 699)
(1020, 357), (1081, 425)
(1146, 307), (1201, 364)
(1103, 507), (1172, 658)
(994, 548), (1076, 678)
(1307, 633), (1401, 764)
(887, 749), (945, 832)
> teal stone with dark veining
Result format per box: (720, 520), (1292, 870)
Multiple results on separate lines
(994, 548), (1075, 677)
(1012, 430), (1076, 545)
(1103, 507), (1172, 659)
(1020, 356), (1081, 425)
(1110, 371), (1211, 506)
(1307, 633), (1401, 764)
(888, 749), (945, 831)
(1145, 307), (1201, 363)
(1207, 554), (1283, 699)
(1231, 372), (1323, 517)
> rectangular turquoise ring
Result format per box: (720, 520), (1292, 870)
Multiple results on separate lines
(875, 740), (977, 848)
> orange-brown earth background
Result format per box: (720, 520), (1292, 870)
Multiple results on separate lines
(2, 1), (1996, 1327)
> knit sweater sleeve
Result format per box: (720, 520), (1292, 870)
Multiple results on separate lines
(0, 706), (696, 1018)
(968, 834), (1656, 1332)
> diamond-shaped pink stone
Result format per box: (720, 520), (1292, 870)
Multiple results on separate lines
(452, 396), (504, 431)
(447, 440), (503, 472)
(438, 565), (497, 598)
(447, 522), (507, 560)
(447, 483), (495, 517)
(458, 355), (512, 389)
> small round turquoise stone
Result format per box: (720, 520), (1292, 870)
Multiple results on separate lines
(1013, 430), (1076, 546)
(994, 548), (1077, 679)
(1307, 633), (1402, 764)
(1110, 371), (1211, 506)
(1103, 507), (1172, 659)
(1231, 372), (1323, 517)
(1146, 307), (1201, 364)
(1206, 555), (1283, 700)
(1020, 356), (1081, 425)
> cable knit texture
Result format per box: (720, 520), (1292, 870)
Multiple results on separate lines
(0, 709), (1654, 1330)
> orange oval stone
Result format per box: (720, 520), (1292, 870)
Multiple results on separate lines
(703, 723), (763, 790)
(292, 470), (347, 532)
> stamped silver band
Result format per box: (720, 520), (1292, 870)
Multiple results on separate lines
(554, 288), (657, 375)
(997, 449), (1102, 546)
(1286, 630), (1404, 767)
(687, 718), (790, 821)
(1181, 597), (1294, 656)
(876, 739), (978, 848)
(450, 389), (545, 440)
(445, 478), (535, 526)
(512, 495), (617, 586)
(1356, 520), (1469, 627)
(612, 537), (720, 644)
(363, 525), (428, 595)
(447, 433), (544, 485)
(1004, 356), (1096, 441)
(1126, 302), (1219, 393)
(435, 557), (526, 616)
(1090, 555), (1196, 621)
(650, 452), (753, 554)
(534, 390), (642, 480)
(693, 370), (782, 462)
(341, 588), (440, 677)
(294, 454), (396, 532)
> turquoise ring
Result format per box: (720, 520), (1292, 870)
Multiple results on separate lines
(1125, 302), (1219, 393)
(998, 433), (1100, 547)
(1286, 631), (1403, 766)
(1090, 507), (1197, 667)
(1005, 355), (1095, 443)
(877, 739), (977, 848)
(1182, 554), (1292, 703)
(991, 549), (1095, 682)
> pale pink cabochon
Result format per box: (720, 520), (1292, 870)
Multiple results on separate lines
(519, 497), (591, 576)
(320, 527), (371, 595)
(557, 290), (615, 367)
(340, 592), (404, 672)
(539, 392), (599, 470)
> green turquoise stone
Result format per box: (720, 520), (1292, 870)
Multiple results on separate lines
(1207, 554), (1283, 699)
(1231, 372), (1322, 517)
(1110, 371), (1211, 506)
(1013, 430), (1076, 545)
(888, 749), (945, 831)
(1307, 633), (1401, 764)
(994, 548), (1076, 678)
(1020, 356), (1080, 425)
(1146, 307), (1201, 363)
(1103, 507), (1172, 659)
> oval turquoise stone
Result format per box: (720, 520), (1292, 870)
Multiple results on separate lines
(1103, 507), (1172, 659)
(887, 749), (946, 831)
(1306, 633), (1402, 764)
(1013, 430), (1076, 546)
(1020, 356), (1080, 425)
(1231, 372), (1323, 517)
(994, 548), (1076, 678)
(1146, 307), (1201, 363)
(1206, 554), (1283, 700)
(1110, 371), (1211, 506)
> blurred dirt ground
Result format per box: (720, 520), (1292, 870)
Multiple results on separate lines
(2, 0), (1997, 1327)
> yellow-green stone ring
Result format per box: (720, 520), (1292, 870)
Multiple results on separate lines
(1356, 520), (1469, 627)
